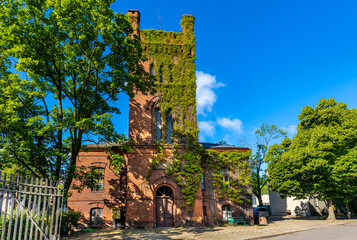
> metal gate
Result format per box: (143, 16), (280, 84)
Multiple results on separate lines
(0, 172), (64, 240)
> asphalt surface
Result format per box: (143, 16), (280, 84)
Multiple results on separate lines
(266, 222), (357, 240)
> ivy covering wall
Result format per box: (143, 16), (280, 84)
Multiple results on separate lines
(141, 15), (251, 209)
(206, 150), (252, 204)
(141, 15), (201, 209)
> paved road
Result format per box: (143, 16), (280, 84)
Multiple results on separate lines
(267, 222), (357, 240)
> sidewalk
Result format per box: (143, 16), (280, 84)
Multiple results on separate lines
(66, 216), (357, 240)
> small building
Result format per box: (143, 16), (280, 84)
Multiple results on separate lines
(1, 193), (14, 212)
(252, 194), (270, 207)
(268, 188), (311, 216)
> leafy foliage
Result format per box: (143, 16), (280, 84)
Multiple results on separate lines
(249, 124), (286, 206)
(0, 0), (153, 193)
(267, 98), (357, 219)
(61, 209), (82, 234)
(142, 15), (202, 208)
(206, 150), (252, 204)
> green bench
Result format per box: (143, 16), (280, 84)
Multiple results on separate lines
(228, 217), (246, 226)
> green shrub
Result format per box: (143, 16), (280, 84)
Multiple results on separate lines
(61, 209), (81, 234)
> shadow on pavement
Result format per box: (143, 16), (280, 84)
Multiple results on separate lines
(66, 226), (220, 240)
(268, 215), (357, 223)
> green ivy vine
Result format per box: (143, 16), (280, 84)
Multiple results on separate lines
(206, 150), (252, 204)
(141, 15), (201, 209)
(141, 15), (251, 209)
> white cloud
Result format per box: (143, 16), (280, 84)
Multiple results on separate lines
(282, 125), (297, 135)
(199, 121), (215, 137)
(196, 71), (225, 115)
(217, 117), (243, 135)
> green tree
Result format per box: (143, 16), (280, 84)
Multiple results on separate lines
(0, 0), (153, 193)
(267, 98), (357, 220)
(247, 124), (286, 206)
(217, 140), (228, 145)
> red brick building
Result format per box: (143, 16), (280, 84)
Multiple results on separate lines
(68, 10), (253, 229)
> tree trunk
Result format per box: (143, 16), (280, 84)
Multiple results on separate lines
(258, 195), (263, 207)
(345, 201), (351, 219)
(326, 199), (336, 220)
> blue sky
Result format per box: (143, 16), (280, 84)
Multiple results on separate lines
(111, 0), (357, 147)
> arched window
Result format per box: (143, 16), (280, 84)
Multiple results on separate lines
(222, 205), (232, 222)
(90, 208), (103, 226)
(154, 108), (173, 143)
(156, 186), (173, 198)
(154, 108), (162, 141)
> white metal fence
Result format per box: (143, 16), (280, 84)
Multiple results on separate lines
(0, 172), (64, 240)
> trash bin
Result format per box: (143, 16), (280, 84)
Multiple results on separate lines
(258, 216), (267, 224)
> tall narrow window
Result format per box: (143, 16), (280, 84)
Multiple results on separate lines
(203, 206), (207, 217)
(91, 167), (104, 191)
(90, 208), (103, 226)
(168, 65), (173, 83)
(201, 173), (205, 190)
(165, 109), (173, 143)
(220, 168), (229, 189)
(150, 64), (155, 76)
(222, 205), (232, 222)
(159, 66), (164, 83)
(252, 196), (257, 206)
(154, 108), (162, 141)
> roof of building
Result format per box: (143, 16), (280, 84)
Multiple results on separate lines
(200, 142), (250, 150)
(84, 142), (122, 148)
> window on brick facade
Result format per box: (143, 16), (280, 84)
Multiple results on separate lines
(201, 173), (205, 190)
(90, 208), (103, 226)
(150, 64), (155, 76)
(154, 108), (162, 141)
(165, 109), (173, 143)
(220, 167), (229, 189)
(91, 167), (104, 191)
(222, 205), (232, 222)
(159, 66), (164, 83)
(154, 108), (174, 143)
(203, 205), (207, 217)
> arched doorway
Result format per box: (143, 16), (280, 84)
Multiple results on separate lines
(156, 186), (174, 227)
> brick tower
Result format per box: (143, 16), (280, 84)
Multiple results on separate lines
(125, 10), (201, 228)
